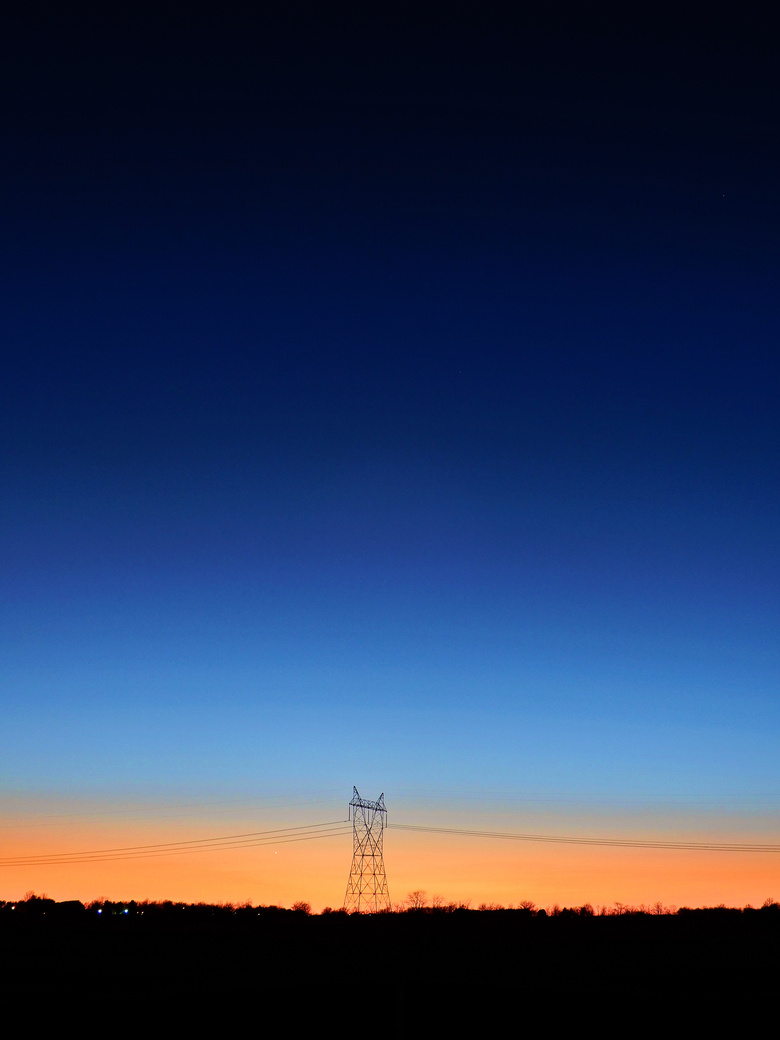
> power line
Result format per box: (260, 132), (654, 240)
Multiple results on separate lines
(0, 829), (352, 867)
(390, 823), (780, 852)
(5, 812), (779, 871)
(0, 821), (350, 867)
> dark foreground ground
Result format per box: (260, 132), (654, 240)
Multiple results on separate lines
(3, 904), (777, 1034)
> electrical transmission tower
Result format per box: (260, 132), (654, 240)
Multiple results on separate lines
(343, 787), (390, 912)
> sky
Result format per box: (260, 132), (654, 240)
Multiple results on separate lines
(2, 9), (779, 909)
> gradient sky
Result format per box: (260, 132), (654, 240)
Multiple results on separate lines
(2, 10), (779, 908)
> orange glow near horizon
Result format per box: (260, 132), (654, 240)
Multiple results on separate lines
(2, 811), (778, 911)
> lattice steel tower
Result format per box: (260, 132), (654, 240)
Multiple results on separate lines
(343, 787), (390, 912)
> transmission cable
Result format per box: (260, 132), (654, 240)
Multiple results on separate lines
(390, 822), (780, 852)
(0, 821), (351, 867)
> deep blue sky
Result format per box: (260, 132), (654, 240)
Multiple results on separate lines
(3, 12), (779, 841)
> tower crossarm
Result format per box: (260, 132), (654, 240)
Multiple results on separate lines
(349, 787), (387, 815)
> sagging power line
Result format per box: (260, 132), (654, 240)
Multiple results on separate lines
(3, 799), (780, 875)
(390, 823), (780, 853)
(0, 821), (351, 867)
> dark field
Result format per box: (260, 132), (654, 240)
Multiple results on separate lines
(3, 901), (777, 1034)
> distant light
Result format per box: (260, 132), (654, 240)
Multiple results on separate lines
(124, 909), (129, 914)
(97, 909), (102, 914)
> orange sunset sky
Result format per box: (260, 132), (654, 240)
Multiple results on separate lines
(3, 791), (777, 910)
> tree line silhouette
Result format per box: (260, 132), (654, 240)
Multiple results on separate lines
(5, 889), (779, 917)
(4, 889), (776, 1034)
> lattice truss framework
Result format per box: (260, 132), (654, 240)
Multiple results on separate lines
(343, 787), (390, 912)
